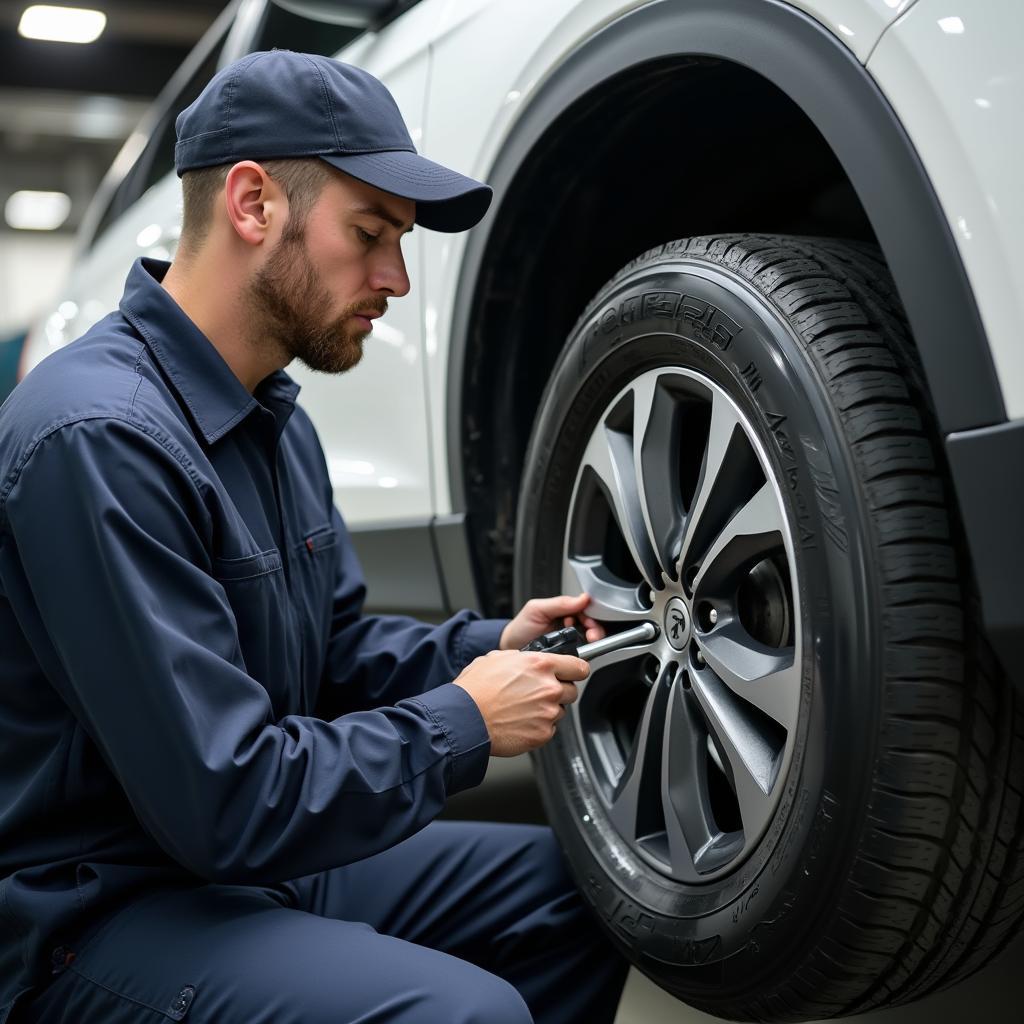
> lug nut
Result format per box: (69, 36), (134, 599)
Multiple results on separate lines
(709, 607), (718, 625)
(695, 649), (705, 665)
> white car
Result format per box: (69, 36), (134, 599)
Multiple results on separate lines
(21, 1), (1024, 1020)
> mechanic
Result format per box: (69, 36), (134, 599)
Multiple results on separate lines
(0, 51), (629, 1023)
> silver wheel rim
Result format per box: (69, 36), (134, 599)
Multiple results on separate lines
(561, 366), (801, 883)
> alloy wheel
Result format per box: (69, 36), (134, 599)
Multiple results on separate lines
(561, 366), (801, 883)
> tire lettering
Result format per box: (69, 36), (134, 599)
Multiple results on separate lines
(642, 291), (680, 320)
(591, 891), (658, 938)
(773, 788), (810, 874)
(740, 360), (763, 393)
(751, 891), (798, 937)
(800, 440), (849, 553)
(584, 294), (741, 351)
(666, 933), (722, 965)
(587, 877), (722, 964)
(620, 295), (643, 325)
(676, 295), (740, 350)
(598, 308), (618, 335)
(765, 412), (794, 460)
(761, 410), (817, 550)
(731, 884), (760, 925)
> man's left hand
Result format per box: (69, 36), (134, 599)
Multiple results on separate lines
(499, 593), (606, 651)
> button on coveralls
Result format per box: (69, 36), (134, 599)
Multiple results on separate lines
(0, 259), (628, 1023)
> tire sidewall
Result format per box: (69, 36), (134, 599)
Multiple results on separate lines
(514, 254), (880, 989)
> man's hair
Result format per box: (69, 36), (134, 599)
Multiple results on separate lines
(178, 157), (335, 257)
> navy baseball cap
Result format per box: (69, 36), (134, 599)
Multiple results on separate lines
(174, 49), (492, 233)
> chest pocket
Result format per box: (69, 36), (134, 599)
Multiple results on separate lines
(291, 523), (338, 626)
(212, 547), (294, 714)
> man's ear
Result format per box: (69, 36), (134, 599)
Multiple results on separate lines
(222, 161), (287, 247)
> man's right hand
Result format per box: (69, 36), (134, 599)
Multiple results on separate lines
(452, 650), (589, 757)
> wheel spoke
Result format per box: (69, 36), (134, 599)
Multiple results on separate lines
(631, 373), (685, 581)
(660, 674), (712, 878)
(580, 418), (661, 586)
(562, 557), (649, 622)
(690, 666), (782, 839)
(691, 481), (784, 596)
(697, 622), (798, 729)
(607, 666), (670, 843)
(676, 389), (741, 576)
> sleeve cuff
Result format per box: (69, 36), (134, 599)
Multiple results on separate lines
(455, 617), (509, 669)
(406, 682), (491, 795)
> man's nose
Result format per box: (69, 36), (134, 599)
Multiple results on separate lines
(370, 251), (411, 298)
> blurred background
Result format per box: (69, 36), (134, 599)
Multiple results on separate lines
(0, 0), (230, 400)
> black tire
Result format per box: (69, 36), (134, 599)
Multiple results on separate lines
(513, 234), (1024, 1020)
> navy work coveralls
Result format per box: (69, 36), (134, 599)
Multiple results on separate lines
(0, 259), (627, 1023)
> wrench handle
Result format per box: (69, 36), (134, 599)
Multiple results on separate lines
(519, 626), (583, 656)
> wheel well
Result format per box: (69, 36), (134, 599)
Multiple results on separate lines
(461, 57), (875, 615)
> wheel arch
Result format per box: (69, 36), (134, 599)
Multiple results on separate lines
(446, 0), (1004, 616)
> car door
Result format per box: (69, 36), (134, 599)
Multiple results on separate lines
(249, 2), (441, 531)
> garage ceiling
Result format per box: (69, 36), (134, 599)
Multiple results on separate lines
(0, 1), (231, 235)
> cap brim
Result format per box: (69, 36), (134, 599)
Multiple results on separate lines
(322, 150), (492, 233)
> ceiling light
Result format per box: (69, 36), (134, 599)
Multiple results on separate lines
(18, 5), (107, 44)
(135, 223), (162, 248)
(5, 191), (72, 231)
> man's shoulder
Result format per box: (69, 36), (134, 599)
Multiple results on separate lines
(0, 314), (184, 494)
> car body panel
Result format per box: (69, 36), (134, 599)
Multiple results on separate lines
(786, 0), (919, 62)
(421, 0), (654, 515)
(19, 3), (442, 528)
(290, 8), (439, 523)
(19, 0), (1022, 536)
(414, 0), (963, 516)
(868, 0), (1024, 420)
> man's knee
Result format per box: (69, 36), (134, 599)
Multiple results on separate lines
(437, 969), (532, 1024)
(518, 824), (576, 893)
(261, 949), (532, 1024)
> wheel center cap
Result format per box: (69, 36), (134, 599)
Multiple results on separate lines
(664, 597), (690, 651)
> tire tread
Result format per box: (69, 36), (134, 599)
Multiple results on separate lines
(589, 234), (1024, 1020)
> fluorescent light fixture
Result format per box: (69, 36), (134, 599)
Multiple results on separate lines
(18, 5), (107, 44)
(5, 190), (71, 231)
(938, 16), (965, 35)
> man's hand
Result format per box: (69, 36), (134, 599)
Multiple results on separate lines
(499, 592), (606, 651)
(452, 650), (589, 756)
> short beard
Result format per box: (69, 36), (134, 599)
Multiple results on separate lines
(245, 221), (384, 375)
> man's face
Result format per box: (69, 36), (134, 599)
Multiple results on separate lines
(245, 170), (413, 374)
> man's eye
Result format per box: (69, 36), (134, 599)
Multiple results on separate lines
(357, 227), (378, 243)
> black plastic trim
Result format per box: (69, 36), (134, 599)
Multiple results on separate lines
(431, 513), (483, 614)
(347, 515), (481, 617)
(446, 0), (1006, 513)
(946, 421), (1024, 689)
(346, 517), (445, 615)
